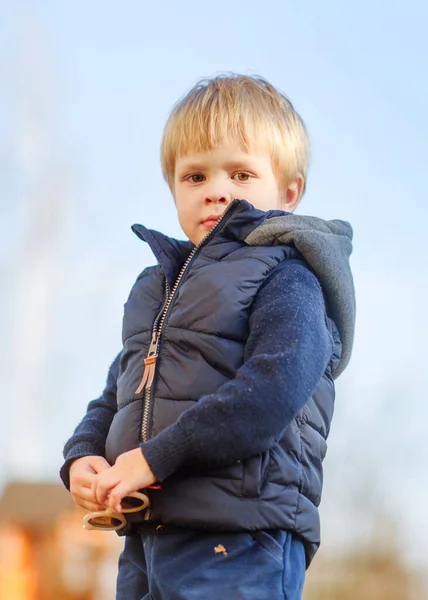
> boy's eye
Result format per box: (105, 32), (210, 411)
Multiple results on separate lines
(187, 174), (205, 183)
(233, 172), (251, 181)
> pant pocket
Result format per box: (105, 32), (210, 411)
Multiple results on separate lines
(249, 530), (287, 565)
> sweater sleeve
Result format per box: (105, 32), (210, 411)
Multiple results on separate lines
(59, 352), (120, 489)
(140, 261), (335, 482)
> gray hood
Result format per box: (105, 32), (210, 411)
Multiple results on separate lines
(245, 215), (355, 378)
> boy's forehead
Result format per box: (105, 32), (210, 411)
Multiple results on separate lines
(175, 143), (271, 168)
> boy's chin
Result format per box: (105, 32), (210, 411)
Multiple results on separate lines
(188, 228), (206, 246)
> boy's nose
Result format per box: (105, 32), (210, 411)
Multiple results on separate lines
(204, 192), (232, 205)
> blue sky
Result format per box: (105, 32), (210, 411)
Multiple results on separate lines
(1, 1), (427, 568)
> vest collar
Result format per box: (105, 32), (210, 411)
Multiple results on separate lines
(132, 200), (289, 286)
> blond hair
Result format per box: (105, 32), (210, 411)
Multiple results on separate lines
(161, 74), (309, 195)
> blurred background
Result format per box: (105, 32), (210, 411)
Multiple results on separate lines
(1, 1), (427, 598)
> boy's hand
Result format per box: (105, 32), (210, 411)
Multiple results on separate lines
(69, 455), (111, 511)
(92, 447), (156, 513)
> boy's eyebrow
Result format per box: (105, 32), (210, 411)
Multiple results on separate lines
(176, 160), (207, 173)
(224, 159), (257, 171)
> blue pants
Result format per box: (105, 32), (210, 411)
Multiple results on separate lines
(116, 529), (306, 600)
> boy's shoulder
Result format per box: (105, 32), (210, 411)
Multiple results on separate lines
(134, 264), (162, 283)
(125, 265), (163, 303)
(250, 258), (342, 376)
(256, 256), (324, 311)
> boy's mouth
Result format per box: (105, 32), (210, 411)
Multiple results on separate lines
(201, 214), (222, 229)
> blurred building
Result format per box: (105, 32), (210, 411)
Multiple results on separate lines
(0, 481), (123, 600)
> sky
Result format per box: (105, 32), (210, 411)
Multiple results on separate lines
(1, 0), (427, 570)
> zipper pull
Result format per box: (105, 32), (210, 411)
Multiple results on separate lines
(135, 331), (159, 394)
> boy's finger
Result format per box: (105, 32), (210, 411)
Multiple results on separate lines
(72, 485), (101, 504)
(71, 466), (99, 486)
(92, 472), (119, 506)
(83, 500), (108, 512)
(70, 478), (96, 497)
(107, 485), (128, 513)
(71, 496), (106, 512)
(89, 456), (111, 473)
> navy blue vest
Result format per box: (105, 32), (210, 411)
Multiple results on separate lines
(105, 202), (338, 565)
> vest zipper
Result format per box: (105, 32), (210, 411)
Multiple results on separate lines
(136, 279), (170, 440)
(136, 200), (239, 443)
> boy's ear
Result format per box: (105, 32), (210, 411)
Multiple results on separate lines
(280, 174), (305, 212)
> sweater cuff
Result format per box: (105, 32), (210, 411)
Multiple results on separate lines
(140, 423), (194, 482)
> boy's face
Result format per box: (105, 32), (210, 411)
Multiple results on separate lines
(173, 143), (286, 245)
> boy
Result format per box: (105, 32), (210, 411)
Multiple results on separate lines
(61, 74), (355, 599)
